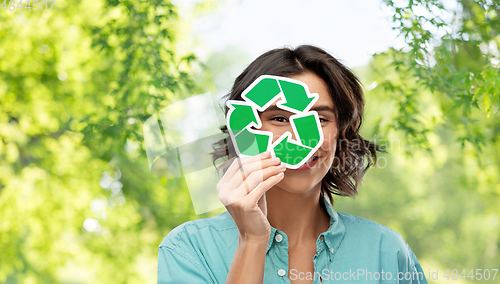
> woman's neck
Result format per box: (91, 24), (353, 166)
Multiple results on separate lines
(265, 185), (330, 248)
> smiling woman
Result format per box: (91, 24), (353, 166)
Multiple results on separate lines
(157, 45), (428, 284)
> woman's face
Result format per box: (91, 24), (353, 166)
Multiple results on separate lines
(258, 72), (338, 194)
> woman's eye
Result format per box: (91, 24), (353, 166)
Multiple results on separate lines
(271, 116), (288, 123)
(271, 117), (327, 123)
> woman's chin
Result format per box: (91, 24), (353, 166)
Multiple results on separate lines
(273, 175), (321, 195)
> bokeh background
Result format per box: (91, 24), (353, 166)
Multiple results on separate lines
(1, 0), (499, 283)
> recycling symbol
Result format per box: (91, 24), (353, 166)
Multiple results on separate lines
(226, 75), (324, 169)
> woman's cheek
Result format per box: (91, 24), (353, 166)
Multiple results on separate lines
(320, 137), (336, 152)
(322, 129), (338, 152)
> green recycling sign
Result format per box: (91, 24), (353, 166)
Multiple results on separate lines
(226, 75), (324, 169)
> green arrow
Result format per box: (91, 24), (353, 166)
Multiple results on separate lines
(278, 80), (315, 112)
(235, 128), (270, 156)
(228, 103), (258, 135)
(292, 114), (322, 148)
(273, 136), (312, 166)
(244, 77), (281, 109)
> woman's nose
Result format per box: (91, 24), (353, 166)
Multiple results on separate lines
(271, 126), (297, 143)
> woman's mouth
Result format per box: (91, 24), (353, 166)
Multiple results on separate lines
(291, 155), (321, 171)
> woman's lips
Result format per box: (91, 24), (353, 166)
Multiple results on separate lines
(290, 156), (320, 171)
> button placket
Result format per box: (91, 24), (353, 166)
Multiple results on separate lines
(275, 234), (283, 242)
(270, 229), (289, 281)
(278, 269), (286, 277)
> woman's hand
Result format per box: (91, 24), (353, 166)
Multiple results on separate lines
(217, 151), (286, 242)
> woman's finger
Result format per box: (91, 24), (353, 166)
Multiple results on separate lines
(223, 156), (281, 192)
(220, 151), (271, 184)
(219, 165), (285, 207)
(247, 172), (285, 203)
(243, 164), (286, 192)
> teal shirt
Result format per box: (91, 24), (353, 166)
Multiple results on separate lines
(158, 198), (428, 283)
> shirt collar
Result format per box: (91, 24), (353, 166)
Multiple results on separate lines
(266, 195), (346, 261)
(320, 196), (346, 261)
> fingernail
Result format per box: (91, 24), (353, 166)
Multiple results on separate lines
(279, 164), (286, 170)
(261, 151), (270, 157)
(272, 157), (281, 163)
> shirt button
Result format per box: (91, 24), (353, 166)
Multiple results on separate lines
(331, 248), (334, 254)
(275, 234), (283, 242)
(278, 269), (286, 277)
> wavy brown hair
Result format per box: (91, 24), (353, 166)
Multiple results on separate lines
(211, 45), (385, 204)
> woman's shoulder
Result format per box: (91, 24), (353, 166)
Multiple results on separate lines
(336, 212), (409, 248)
(157, 211), (238, 282)
(334, 212), (426, 282)
(159, 210), (238, 249)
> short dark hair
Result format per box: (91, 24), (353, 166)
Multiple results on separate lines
(211, 45), (384, 204)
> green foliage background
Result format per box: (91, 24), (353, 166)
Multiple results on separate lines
(0, 0), (498, 283)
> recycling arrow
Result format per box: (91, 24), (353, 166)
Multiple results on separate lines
(235, 128), (271, 157)
(272, 133), (311, 165)
(227, 102), (259, 135)
(226, 75), (324, 169)
(243, 77), (282, 110)
(277, 79), (316, 113)
(291, 113), (322, 148)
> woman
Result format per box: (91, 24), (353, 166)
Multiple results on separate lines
(158, 45), (427, 284)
